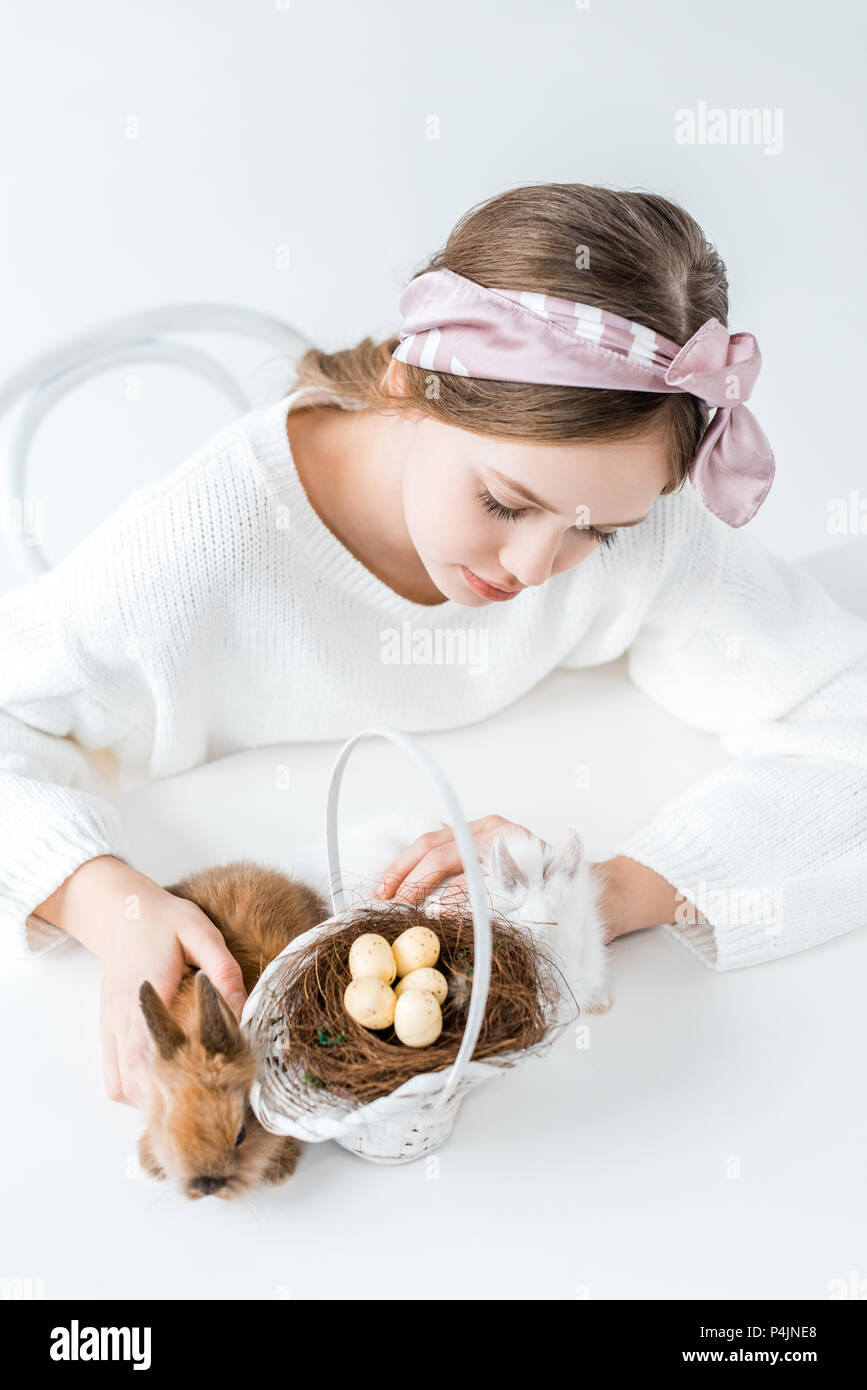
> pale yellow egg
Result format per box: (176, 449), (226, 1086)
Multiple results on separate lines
(391, 925), (441, 977)
(348, 932), (397, 984)
(394, 967), (448, 1006)
(344, 977), (396, 1030)
(394, 989), (443, 1047)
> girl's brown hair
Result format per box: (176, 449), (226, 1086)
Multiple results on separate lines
(288, 183), (729, 495)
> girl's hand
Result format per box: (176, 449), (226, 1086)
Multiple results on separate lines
(373, 814), (546, 907)
(96, 889), (247, 1110)
(34, 856), (247, 1111)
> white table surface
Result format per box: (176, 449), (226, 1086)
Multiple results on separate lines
(2, 547), (865, 1301)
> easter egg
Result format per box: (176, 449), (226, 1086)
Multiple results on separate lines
(348, 933), (397, 985)
(394, 989), (443, 1047)
(394, 967), (448, 1006)
(391, 925), (441, 977)
(344, 977), (396, 1030)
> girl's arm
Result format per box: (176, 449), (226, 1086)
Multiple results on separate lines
(0, 464), (248, 1106)
(590, 855), (690, 944)
(606, 487), (867, 971)
(0, 576), (136, 957)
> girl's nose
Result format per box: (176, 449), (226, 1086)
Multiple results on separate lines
(499, 535), (561, 589)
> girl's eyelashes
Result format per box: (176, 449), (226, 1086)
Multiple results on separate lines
(586, 525), (619, 548)
(477, 487), (619, 548)
(477, 486), (526, 522)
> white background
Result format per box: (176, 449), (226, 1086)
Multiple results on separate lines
(0, 0), (865, 592)
(0, 0), (865, 1304)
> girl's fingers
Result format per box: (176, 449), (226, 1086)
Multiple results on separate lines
(177, 914), (247, 1018)
(375, 816), (508, 905)
(117, 1063), (147, 1110)
(390, 842), (465, 905)
(119, 1010), (156, 1112)
(102, 1027), (125, 1105)
(374, 824), (459, 900)
(438, 873), (469, 906)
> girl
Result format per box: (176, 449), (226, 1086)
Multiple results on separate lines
(2, 183), (865, 1112)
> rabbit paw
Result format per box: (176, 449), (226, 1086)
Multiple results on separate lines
(261, 1136), (301, 1186)
(584, 995), (614, 1015)
(138, 1132), (166, 1181)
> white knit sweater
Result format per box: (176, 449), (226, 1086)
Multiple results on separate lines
(2, 386), (866, 970)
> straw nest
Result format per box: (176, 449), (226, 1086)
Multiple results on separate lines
(253, 897), (570, 1111)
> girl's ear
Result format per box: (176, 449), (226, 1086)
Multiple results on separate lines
(551, 826), (584, 880)
(384, 356), (411, 397)
(139, 981), (185, 1060)
(195, 972), (241, 1056)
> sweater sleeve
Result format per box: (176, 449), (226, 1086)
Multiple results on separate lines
(609, 489), (867, 971)
(0, 416), (258, 959)
(0, 572), (137, 958)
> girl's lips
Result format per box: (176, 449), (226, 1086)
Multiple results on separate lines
(460, 565), (524, 601)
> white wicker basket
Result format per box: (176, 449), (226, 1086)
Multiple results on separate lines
(241, 726), (547, 1164)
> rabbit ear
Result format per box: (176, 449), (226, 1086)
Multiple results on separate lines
(139, 980), (185, 1061)
(488, 835), (525, 894)
(551, 826), (584, 879)
(195, 972), (240, 1056)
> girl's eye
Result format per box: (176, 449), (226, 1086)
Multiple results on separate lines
(478, 486), (619, 548)
(478, 487), (527, 522)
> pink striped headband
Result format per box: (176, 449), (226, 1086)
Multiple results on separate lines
(392, 267), (775, 527)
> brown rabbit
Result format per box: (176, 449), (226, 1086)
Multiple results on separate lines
(137, 860), (328, 1201)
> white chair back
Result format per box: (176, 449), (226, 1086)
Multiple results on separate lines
(0, 304), (310, 577)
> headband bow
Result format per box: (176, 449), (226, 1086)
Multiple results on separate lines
(392, 268), (775, 527)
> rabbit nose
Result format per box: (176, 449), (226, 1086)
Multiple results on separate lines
(192, 1176), (226, 1196)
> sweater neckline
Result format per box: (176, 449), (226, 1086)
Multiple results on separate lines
(249, 387), (464, 621)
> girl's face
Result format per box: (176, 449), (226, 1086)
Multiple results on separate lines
(394, 386), (673, 608)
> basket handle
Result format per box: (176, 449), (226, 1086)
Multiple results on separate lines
(325, 727), (492, 1109)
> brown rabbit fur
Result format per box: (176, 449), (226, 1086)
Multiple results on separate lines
(137, 860), (327, 1201)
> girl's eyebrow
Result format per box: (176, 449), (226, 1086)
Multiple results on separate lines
(487, 467), (648, 526)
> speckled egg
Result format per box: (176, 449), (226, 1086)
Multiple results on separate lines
(393, 988), (443, 1047)
(344, 977), (396, 1030)
(391, 925), (441, 977)
(348, 932), (397, 985)
(394, 967), (448, 1006)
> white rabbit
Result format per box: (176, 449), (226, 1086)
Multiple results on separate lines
(477, 824), (613, 1020)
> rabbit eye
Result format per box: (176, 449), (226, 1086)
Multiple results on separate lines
(234, 1125), (246, 1147)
